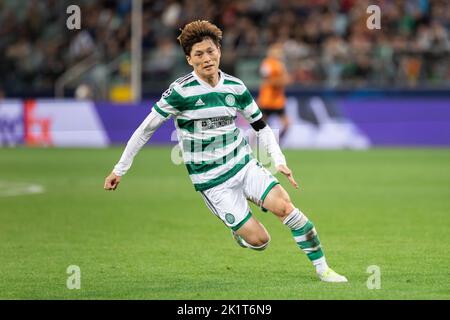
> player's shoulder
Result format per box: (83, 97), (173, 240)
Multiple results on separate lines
(171, 72), (200, 90)
(222, 72), (246, 88)
(161, 72), (200, 99)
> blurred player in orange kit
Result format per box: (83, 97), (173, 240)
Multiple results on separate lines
(257, 43), (292, 140)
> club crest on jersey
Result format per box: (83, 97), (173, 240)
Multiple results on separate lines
(225, 94), (235, 106)
(225, 213), (235, 224)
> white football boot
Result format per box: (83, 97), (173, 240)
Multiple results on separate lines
(318, 267), (348, 283)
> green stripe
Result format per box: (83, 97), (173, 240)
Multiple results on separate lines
(153, 104), (169, 118)
(231, 211), (252, 231)
(183, 128), (240, 152)
(176, 118), (194, 132)
(260, 181), (279, 204)
(182, 80), (200, 88)
(193, 154), (252, 191)
(186, 138), (247, 175)
(306, 249), (324, 261)
(224, 79), (242, 85)
(251, 109), (262, 119)
(239, 90), (254, 109)
(291, 221), (314, 237)
(165, 89), (254, 112)
(297, 237), (321, 249)
(162, 88), (186, 109)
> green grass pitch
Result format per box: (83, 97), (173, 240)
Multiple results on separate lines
(0, 147), (449, 299)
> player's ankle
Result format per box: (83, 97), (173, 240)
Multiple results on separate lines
(313, 257), (329, 274)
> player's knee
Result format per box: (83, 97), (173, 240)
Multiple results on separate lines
(247, 239), (270, 251)
(275, 199), (295, 219)
(246, 233), (271, 251)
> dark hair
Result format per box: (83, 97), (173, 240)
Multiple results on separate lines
(177, 20), (222, 56)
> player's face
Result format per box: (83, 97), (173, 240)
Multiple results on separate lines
(187, 39), (221, 80)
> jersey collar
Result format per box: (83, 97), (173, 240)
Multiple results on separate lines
(192, 69), (224, 89)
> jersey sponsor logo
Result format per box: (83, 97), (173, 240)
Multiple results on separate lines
(195, 116), (234, 131)
(195, 98), (205, 106)
(225, 213), (235, 224)
(225, 94), (236, 106)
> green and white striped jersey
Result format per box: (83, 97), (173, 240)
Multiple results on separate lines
(153, 70), (263, 191)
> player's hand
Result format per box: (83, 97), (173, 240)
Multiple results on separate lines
(276, 164), (299, 189)
(104, 172), (121, 191)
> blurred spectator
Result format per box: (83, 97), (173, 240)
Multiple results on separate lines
(0, 0), (449, 98)
(257, 43), (292, 139)
(75, 83), (93, 100)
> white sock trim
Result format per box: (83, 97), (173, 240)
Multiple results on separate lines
(283, 208), (308, 230)
(243, 239), (270, 251)
(313, 257), (329, 274)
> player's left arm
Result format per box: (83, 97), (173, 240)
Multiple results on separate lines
(251, 118), (299, 189)
(238, 88), (298, 188)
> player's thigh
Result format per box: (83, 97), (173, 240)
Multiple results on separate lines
(262, 184), (295, 221)
(201, 181), (269, 245)
(234, 215), (270, 245)
(200, 183), (255, 230)
(243, 160), (279, 210)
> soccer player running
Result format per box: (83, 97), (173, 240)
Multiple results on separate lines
(257, 42), (292, 141)
(104, 20), (347, 282)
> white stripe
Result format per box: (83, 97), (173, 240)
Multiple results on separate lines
(293, 228), (317, 243)
(183, 135), (244, 162)
(223, 72), (244, 84)
(157, 99), (179, 115)
(178, 83), (247, 97)
(177, 124), (238, 141)
(177, 106), (236, 120)
(241, 101), (259, 119)
(175, 73), (194, 84)
(302, 245), (321, 252)
(188, 145), (252, 184)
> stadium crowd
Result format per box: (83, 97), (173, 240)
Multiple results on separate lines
(0, 0), (449, 98)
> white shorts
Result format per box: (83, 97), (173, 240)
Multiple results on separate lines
(200, 159), (279, 231)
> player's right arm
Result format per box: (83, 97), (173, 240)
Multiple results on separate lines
(104, 85), (179, 191)
(104, 108), (167, 190)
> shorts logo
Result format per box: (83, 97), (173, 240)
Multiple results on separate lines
(225, 94), (235, 106)
(225, 213), (235, 224)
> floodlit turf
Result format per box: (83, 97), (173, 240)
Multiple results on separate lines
(0, 147), (449, 299)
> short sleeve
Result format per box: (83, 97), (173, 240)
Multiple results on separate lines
(152, 84), (183, 119)
(237, 89), (263, 123)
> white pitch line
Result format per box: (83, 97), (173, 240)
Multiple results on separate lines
(0, 181), (45, 197)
